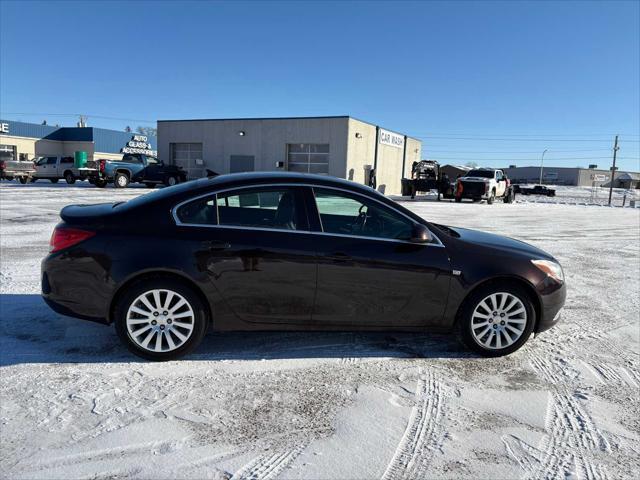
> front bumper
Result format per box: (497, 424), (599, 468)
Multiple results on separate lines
(535, 278), (567, 333)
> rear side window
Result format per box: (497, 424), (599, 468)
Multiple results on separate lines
(176, 196), (217, 225)
(61, 157), (74, 164)
(46, 157), (57, 165)
(217, 187), (300, 231)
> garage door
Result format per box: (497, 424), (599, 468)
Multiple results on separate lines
(170, 143), (203, 179)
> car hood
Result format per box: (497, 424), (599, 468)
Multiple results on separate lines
(450, 226), (554, 260)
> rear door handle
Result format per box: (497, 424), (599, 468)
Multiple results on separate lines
(202, 241), (231, 251)
(327, 252), (352, 262)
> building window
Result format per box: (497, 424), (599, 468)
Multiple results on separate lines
(0, 145), (16, 162)
(287, 144), (329, 175)
(170, 143), (203, 179)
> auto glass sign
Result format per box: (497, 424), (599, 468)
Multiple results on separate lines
(378, 128), (404, 149)
(121, 135), (157, 156)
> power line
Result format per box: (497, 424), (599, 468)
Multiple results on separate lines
(426, 148), (617, 153)
(409, 131), (640, 137)
(0, 112), (156, 124)
(416, 136), (638, 142)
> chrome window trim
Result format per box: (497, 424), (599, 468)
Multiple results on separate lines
(171, 182), (444, 247)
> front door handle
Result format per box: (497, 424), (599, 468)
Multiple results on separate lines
(327, 252), (352, 262)
(202, 241), (231, 251)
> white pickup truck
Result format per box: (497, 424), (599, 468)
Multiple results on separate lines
(455, 168), (515, 204)
(32, 156), (96, 184)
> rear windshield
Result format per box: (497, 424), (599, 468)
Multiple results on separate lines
(465, 170), (494, 178)
(116, 178), (210, 210)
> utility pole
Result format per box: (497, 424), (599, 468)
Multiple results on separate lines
(608, 135), (619, 206)
(538, 149), (548, 185)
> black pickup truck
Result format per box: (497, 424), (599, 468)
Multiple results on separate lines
(85, 153), (188, 188)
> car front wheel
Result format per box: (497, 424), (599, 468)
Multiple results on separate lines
(459, 284), (535, 356)
(114, 279), (208, 361)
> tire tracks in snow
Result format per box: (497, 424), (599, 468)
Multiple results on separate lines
(381, 369), (447, 480)
(503, 356), (612, 480)
(230, 444), (307, 480)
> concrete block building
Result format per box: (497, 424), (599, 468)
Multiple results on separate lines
(157, 116), (421, 195)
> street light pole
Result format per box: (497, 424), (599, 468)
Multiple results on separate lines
(539, 149), (548, 185)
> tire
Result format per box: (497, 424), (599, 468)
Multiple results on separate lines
(30, 177), (37, 183)
(114, 172), (130, 188)
(18, 176), (28, 184)
(114, 278), (208, 361)
(487, 190), (495, 204)
(94, 178), (107, 188)
(50, 178), (59, 184)
(64, 171), (76, 184)
(164, 175), (178, 187)
(455, 197), (462, 203)
(458, 283), (536, 357)
(144, 182), (156, 188)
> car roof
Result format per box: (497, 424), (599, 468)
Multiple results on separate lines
(120, 172), (385, 211)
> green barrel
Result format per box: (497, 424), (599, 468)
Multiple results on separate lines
(74, 151), (88, 168)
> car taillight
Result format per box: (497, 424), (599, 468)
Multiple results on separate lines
(49, 227), (96, 253)
(0, 161), (5, 170)
(99, 159), (106, 173)
(456, 181), (463, 194)
(484, 182), (489, 193)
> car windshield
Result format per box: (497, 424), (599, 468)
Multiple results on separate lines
(465, 170), (494, 178)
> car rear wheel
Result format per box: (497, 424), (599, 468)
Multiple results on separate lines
(93, 178), (107, 188)
(114, 172), (129, 188)
(18, 176), (28, 184)
(487, 190), (495, 204)
(458, 284), (535, 356)
(64, 171), (76, 184)
(165, 175), (178, 187)
(50, 178), (59, 184)
(114, 279), (208, 361)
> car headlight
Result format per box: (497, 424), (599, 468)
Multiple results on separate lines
(531, 259), (564, 283)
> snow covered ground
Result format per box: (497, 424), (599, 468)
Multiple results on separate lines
(1, 181), (639, 480)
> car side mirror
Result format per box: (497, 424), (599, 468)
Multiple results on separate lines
(410, 224), (433, 243)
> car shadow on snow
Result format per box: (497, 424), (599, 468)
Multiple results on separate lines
(0, 294), (475, 366)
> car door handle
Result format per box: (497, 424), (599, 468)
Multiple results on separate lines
(202, 241), (231, 251)
(327, 252), (352, 262)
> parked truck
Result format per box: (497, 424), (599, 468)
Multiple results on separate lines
(455, 168), (516, 204)
(0, 158), (35, 183)
(85, 153), (187, 188)
(32, 156), (96, 184)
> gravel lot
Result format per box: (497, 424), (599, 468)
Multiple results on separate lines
(1, 181), (639, 480)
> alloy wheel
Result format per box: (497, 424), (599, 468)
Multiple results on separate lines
(126, 289), (195, 352)
(470, 292), (527, 350)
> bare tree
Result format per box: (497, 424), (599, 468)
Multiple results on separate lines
(136, 126), (157, 137)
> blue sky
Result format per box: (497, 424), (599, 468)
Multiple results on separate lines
(1, 0), (638, 171)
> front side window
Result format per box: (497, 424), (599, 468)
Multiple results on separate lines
(287, 144), (329, 175)
(176, 196), (217, 225)
(313, 188), (413, 240)
(217, 187), (300, 230)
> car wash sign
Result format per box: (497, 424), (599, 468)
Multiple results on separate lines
(121, 135), (157, 156)
(378, 128), (404, 149)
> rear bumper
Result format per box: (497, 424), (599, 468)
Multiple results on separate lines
(41, 246), (112, 324)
